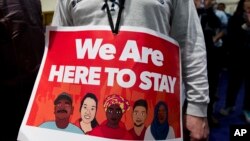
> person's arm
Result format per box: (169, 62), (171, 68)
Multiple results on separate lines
(170, 0), (209, 117)
(213, 30), (224, 43)
(170, 0), (209, 140)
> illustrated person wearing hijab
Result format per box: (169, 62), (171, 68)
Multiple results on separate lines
(89, 94), (133, 140)
(144, 101), (175, 140)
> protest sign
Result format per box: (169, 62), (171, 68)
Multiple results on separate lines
(18, 26), (182, 141)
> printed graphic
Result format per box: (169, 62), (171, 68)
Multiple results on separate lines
(19, 26), (182, 141)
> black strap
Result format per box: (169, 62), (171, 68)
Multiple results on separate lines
(103, 0), (125, 34)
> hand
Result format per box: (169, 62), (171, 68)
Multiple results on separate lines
(184, 114), (209, 141)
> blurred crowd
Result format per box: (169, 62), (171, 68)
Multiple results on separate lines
(194, 0), (250, 128)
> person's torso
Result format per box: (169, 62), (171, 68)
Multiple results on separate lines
(55, 0), (175, 35)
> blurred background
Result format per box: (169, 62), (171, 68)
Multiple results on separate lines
(41, 0), (240, 26)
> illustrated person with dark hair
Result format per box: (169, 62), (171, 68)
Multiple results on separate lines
(144, 101), (175, 140)
(52, 0), (210, 140)
(74, 92), (99, 134)
(129, 99), (148, 140)
(0, 0), (44, 140)
(89, 94), (133, 140)
(39, 92), (83, 134)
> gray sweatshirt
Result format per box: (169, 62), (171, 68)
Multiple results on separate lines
(52, 0), (209, 117)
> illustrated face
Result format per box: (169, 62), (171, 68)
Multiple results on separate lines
(80, 97), (97, 124)
(54, 99), (73, 120)
(133, 106), (147, 127)
(106, 104), (123, 126)
(158, 105), (167, 124)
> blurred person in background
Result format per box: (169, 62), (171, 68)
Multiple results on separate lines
(217, 2), (232, 19)
(210, 0), (228, 73)
(194, 0), (226, 126)
(211, 1), (228, 50)
(219, 0), (250, 124)
(216, 2), (231, 70)
(0, 0), (44, 140)
(53, 0), (210, 140)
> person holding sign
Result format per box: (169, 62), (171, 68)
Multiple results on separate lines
(39, 92), (83, 134)
(52, 0), (210, 140)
